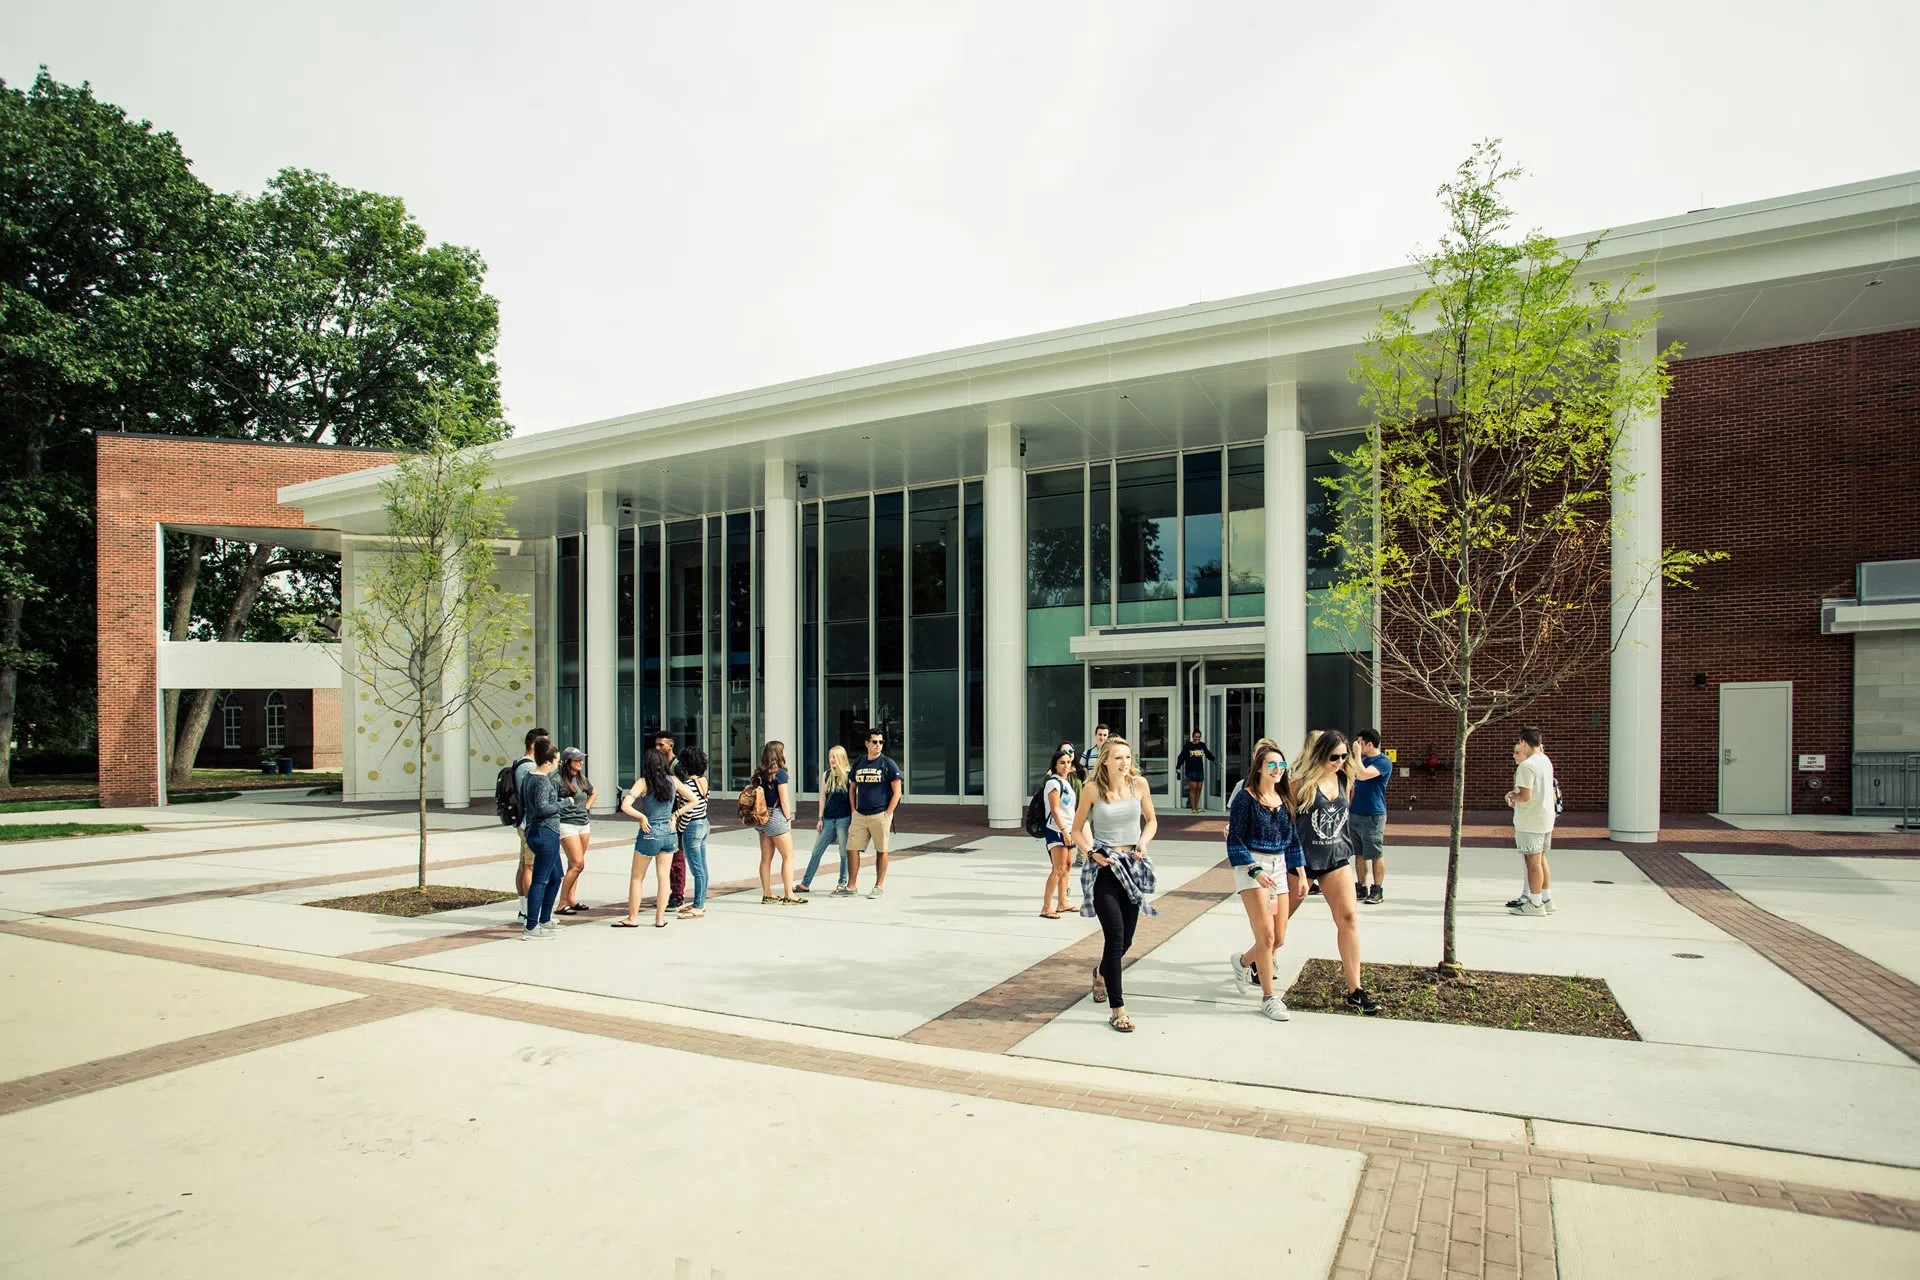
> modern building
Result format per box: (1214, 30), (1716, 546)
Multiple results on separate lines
(98, 172), (1920, 831)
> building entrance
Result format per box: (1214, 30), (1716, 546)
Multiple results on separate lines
(1092, 689), (1176, 804)
(1202, 684), (1266, 811)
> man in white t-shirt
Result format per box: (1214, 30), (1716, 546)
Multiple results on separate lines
(1504, 726), (1556, 917)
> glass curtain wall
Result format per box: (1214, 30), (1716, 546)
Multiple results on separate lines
(1307, 431), (1374, 733)
(964, 482), (984, 795)
(874, 492), (905, 775)
(639, 526), (662, 768)
(823, 497), (870, 766)
(802, 504), (820, 785)
(1116, 457), (1179, 623)
(666, 520), (704, 749)
(908, 485), (960, 794)
(1026, 469), (1085, 782)
(726, 512), (753, 790)
(617, 529), (636, 784)
(1182, 451), (1223, 620)
(1227, 445), (1265, 617)
(555, 536), (582, 749)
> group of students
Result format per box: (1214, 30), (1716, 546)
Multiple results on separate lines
(505, 725), (905, 936)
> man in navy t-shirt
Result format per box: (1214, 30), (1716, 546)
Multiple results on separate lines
(1350, 729), (1393, 905)
(847, 729), (902, 898)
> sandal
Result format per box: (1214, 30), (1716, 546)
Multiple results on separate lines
(612, 920), (642, 928)
(1109, 1011), (1135, 1033)
(1040, 911), (1059, 919)
(677, 906), (705, 919)
(762, 895), (779, 904)
(654, 920), (668, 928)
(1059, 903), (1077, 914)
(779, 896), (808, 905)
(1092, 970), (1107, 1004)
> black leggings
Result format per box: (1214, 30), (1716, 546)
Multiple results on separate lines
(1092, 866), (1141, 1008)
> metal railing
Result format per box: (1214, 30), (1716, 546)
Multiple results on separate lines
(1853, 752), (1920, 828)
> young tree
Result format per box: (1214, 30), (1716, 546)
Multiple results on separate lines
(331, 413), (529, 888)
(1321, 142), (1721, 976)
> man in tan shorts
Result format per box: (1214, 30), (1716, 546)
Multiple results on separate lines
(846, 729), (902, 898)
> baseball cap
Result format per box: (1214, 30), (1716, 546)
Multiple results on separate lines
(559, 747), (586, 762)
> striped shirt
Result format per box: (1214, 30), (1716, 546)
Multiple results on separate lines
(676, 777), (709, 827)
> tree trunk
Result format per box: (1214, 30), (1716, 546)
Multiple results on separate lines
(1440, 704), (1472, 978)
(162, 535), (211, 768)
(417, 731), (429, 888)
(168, 544), (281, 788)
(0, 432), (44, 792)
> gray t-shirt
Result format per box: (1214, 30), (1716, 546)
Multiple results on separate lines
(555, 774), (594, 825)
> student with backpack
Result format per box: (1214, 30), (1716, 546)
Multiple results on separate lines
(1034, 745), (1080, 918)
(495, 726), (548, 920)
(516, 739), (565, 939)
(745, 740), (806, 905)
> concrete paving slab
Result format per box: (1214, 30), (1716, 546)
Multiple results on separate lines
(0, 931), (357, 1083)
(1708, 812), (1918, 835)
(1011, 993), (1920, 1167)
(1531, 1120), (1920, 1201)
(0, 1006), (1363, 1279)
(102, 898), (482, 957)
(1690, 853), (1920, 985)
(1552, 1177), (1920, 1278)
(0, 859), (320, 915)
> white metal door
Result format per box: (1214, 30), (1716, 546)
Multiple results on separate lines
(1719, 681), (1791, 815)
(1090, 690), (1177, 804)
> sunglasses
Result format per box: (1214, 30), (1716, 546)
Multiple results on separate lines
(1329, 752), (1349, 762)
(1263, 759), (1285, 771)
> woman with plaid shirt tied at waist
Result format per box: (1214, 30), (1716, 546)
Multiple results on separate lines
(1068, 736), (1159, 1033)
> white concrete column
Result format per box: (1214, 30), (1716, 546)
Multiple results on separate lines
(585, 488), (619, 812)
(1610, 331), (1663, 842)
(440, 537), (470, 807)
(984, 417), (1026, 827)
(762, 455), (800, 761)
(1265, 380), (1308, 758)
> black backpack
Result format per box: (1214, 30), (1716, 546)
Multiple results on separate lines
(1025, 777), (1061, 839)
(494, 760), (524, 826)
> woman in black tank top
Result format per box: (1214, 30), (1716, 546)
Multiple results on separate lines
(1290, 731), (1380, 1016)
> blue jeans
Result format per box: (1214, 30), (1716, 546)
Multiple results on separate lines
(524, 825), (563, 930)
(802, 816), (850, 889)
(680, 818), (711, 909)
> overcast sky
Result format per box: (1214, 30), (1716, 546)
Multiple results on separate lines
(7, 1), (1917, 434)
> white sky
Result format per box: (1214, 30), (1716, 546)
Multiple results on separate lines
(6, 1), (1917, 435)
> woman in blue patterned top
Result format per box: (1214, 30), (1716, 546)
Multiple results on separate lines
(1225, 738), (1304, 1021)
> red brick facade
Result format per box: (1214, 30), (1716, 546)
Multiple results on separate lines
(96, 435), (394, 807)
(1381, 327), (1920, 815)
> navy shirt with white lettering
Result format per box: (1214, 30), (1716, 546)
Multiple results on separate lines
(852, 754), (901, 814)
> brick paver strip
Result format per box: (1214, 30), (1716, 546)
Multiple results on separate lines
(43, 850), (518, 919)
(5, 917), (1918, 1276)
(0, 823), (481, 878)
(0, 993), (424, 1117)
(1624, 848), (1920, 1064)
(903, 860), (1237, 1053)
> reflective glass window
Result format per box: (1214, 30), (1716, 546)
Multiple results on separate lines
(1116, 457), (1178, 623)
(1183, 450), (1222, 619)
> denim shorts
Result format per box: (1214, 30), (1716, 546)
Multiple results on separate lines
(634, 828), (678, 857)
(755, 810), (791, 839)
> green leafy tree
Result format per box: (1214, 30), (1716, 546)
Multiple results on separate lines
(164, 167), (506, 786)
(1321, 143), (1722, 976)
(325, 408), (529, 887)
(0, 69), (226, 785)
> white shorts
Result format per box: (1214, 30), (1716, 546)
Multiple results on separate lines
(1516, 829), (1552, 855)
(558, 822), (591, 841)
(1234, 853), (1292, 893)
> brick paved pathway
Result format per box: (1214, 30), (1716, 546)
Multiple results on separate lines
(4, 918), (1916, 1280)
(1623, 848), (1920, 1063)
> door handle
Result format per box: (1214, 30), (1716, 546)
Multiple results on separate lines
(1723, 748), (1735, 765)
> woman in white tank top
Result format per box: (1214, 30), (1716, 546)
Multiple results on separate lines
(1069, 736), (1158, 1033)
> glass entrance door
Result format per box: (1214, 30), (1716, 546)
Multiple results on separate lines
(1092, 690), (1176, 803)
(1203, 684), (1265, 811)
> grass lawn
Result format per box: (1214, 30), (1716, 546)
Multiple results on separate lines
(1, 769), (343, 804)
(308, 885), (514, 917)
(1285, 958), (1639, 1040)
(0, 798), (100, 814)
(0, 822), (147, 842)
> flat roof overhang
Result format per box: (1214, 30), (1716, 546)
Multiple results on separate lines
(282, 172), (1920, 539)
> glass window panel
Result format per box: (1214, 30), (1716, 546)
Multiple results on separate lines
(1026, 666), (1084, 787)
(1116, 456), (1177, 622)
(1088, 464), (1111, 624)
(1183, 451), (1223, 616)
(639, 526), (662, 756)
(825, 676), (868, 766)
(1307, 432), (1365, 591)
(876, 676), (904, 776)
(909, 485), (958, 617)
(874, 492), (903, 680)
(665, 521), (703, 751)
(1204, 658), (1266, 686)
(802, 503), (819, 784)
(755, 515), (765, 756)
(727, 512), (753, 791)
(824, 498), (868, 624)
(707, 517), (724, 771)
(1228, 445), (1265, 600)
(1026, 469), (1083, 608)
(556, 536), (582, 750)
(1308, 652), (1374, 739)
(908, 669), (958, 794)
(1026, 606), (1082, 667)
(964, 481), (984, 794)
(1089, 662), (1179, 689)
(618, 528), (636, 783)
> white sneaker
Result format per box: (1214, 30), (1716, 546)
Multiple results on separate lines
(867, 886), (885, 899)
(536, 921), (559, 936)
(518, 929), (539, 941)
(1261, 995), (1290, 1021)
(1508, 899), (1546, 917)
(1230, 951), (1254, 991)
(1543, 898), (1557, 914)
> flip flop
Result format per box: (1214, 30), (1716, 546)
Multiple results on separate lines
(612, 920), (642, 928)
(1040, 912), (1059, 919)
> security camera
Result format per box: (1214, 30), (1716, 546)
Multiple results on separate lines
(797, 472), (810, 489)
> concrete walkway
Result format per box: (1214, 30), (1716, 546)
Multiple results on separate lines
(1, 795), (1917, 1277)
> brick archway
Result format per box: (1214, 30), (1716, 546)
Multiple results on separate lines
(96, 434), (396, 807)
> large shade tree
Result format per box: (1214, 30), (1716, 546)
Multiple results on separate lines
(1320, 143), (1722, 976)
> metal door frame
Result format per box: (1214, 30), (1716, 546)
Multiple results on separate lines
(1718, 680), (1793, 815)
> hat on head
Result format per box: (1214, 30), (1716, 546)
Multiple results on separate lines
(560, 747), (586, 762)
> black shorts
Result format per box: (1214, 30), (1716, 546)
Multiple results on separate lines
(1304, 859), (1353, 883)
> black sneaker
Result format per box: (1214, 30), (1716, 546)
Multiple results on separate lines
(1368, 885), (1384, 905)
(1346, 987), (1381, 1016)
(1308, 882), (1322, 896)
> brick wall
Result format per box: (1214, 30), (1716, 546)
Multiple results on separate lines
(96, 435), (395, 807)
(1379, 327), (1920, 815)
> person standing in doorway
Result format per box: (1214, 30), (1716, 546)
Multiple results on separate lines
(672, 747), (712, 918)
(1039, 745), (1079, 919)
(799, 745), (854, 895)
(1069, 736), (1159, 1033)
(1176, 729), (1215, 814)
(517, 739), (564, 939)
(553, 747), (597, 914)
(848, 729), (902, 898)
(1505, 727), (1558, 916)
(1350, 730), (1392, 905)
(510, 726), (547, 921)
(1290, 730), (1380, 1014)
(1226, 739), (1305, 1021)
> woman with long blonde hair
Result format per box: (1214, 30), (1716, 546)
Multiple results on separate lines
(751, 740), (805, 905)
(799, 745), (855, 895)
(1069, 735), (1159, 1033)
(1289, 730), (1379, 1014)
(1226, 738), (1306, 1019)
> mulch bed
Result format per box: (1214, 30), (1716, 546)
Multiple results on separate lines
(1284, 958), (1638, 1040)
(308, 885), (515, 917)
